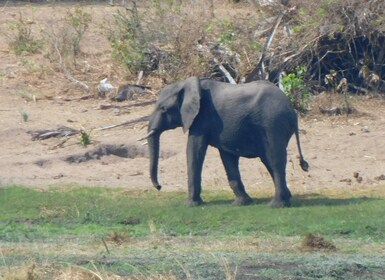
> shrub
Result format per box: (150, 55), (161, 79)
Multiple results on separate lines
(106, 1), (217, 80)
(8, 13), (43, 55)
(66, 6), (92, 56)
(107, 7), (146, 75)
(43, 6), (91, 69)
(281, 66), (310, 113)
(79, 131), (91, 147)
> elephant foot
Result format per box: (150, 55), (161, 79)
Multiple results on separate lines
(269, 197), (291, 208)
(185, 198), (204, 207)
(233, 196), (253, 206)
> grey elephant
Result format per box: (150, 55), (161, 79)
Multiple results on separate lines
(141, 76), (309, 207)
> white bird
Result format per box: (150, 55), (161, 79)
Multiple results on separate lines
(98, 78), (115, 97)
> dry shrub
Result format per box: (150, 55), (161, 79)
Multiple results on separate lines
(127, 273), (180, 280)
(106, 0), (214, 80)
(106, 0), (263, 82)
(105, 231), (130, 245)
(58, 267), (102, 280)
(263, 0), (385, 93)
(43, 6), (91, 71)
(301, 233), (337, 252)
(3, 263), (37, 280)
(7, 13), (44, 55)
(313, 92), (358, 116)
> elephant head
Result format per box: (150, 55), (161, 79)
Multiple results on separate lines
(144, 77), (201, 190)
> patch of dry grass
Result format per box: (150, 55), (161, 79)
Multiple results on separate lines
(301, 233), (337, 252)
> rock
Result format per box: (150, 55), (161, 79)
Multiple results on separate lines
(374, 174), (385, 181)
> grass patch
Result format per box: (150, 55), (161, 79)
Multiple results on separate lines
(1, 185), (385, 279)
(1, 186), (385, 241)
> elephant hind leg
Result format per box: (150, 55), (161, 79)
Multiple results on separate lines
(261, 140), (291, 208)
(219, 150), (253, 206)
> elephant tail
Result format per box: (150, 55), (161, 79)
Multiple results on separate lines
(294, 126), (309, 172)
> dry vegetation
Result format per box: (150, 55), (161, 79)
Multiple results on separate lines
(1, 1), (385, 279)
(4, 0), (385, 98)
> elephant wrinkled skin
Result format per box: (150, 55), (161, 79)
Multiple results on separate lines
(144, 76), (309, 207)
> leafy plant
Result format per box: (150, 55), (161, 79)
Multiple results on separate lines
(107, 7), (146, 74)
(340, 93), (356, 115)
(20, 110), (29, 122)
(66, 6), (92, 56)
(217, 20), (236, 46)
(43, 6), (91, 69)
(18, 54), (42, 73)
(79, 130), (91, 147)
(8, 13), (43, 55)
(281, 66), (310, 113)
(206, 19), (236, 47)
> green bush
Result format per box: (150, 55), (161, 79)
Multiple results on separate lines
(107, 7), (146, 74)
(66, 6), (92, 56)
(281, 66), (310, 113)
(8, 14), (43, 55)
(79, 130), (91, 147)
(43, 6), (91, 69)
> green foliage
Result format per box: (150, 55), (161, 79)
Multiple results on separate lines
(107, 8), (146, 74)
(43, 6), (91, 69)
(316, 7), (327, 18)
(1, 186), (385, 278)
(281, 66), (310, 113)
(106, 1), (212, 79)
(7, 14), (43, 55)
(66, 6), (92, 56)
(292, 25), (304, 34)
(18, 54), (42, 73)
(217, 20), (236, 46)
(20, 111), (29, 122)
(79, 130), (91, 147)
(206, 19), (237, 47)
(1, 186), (385, 241)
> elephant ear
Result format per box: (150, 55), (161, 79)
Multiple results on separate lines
(180, 76), (201, 133)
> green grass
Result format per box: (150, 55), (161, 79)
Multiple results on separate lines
(1, 186), (384, 241)
(1, 185), (385, 279)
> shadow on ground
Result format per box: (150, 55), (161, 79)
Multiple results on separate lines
(203, 194), (377, 208)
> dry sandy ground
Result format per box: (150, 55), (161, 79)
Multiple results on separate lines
(0, 4), (384, 200)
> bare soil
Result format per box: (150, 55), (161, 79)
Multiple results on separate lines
(1, 4), (385, 199)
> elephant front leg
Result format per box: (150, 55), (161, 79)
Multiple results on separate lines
(185, 134), (208, 207)
(219, 150), (253, 206)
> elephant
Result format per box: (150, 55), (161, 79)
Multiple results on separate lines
(141, 76), (309, 207)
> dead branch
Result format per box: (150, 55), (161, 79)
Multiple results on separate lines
(136, 70), (144, 85)
(95, 115), (150, 131)
(28, 126), (79, 141)
(66, 74), (89, 91)
(50, 137), (71, 150)
(246, 13), (284, 82)
(319, 106), (356, 116)
(99, 100), (156, 110)
(213, 58), (237, 84)
(63, 94), (95, 102)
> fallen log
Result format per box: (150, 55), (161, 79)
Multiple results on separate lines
(28, 126), (79, 140)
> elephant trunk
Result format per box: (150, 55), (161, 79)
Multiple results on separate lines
(147, 130), (162, 190)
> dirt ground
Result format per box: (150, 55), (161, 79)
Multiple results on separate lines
(1, 4), (385, 199)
